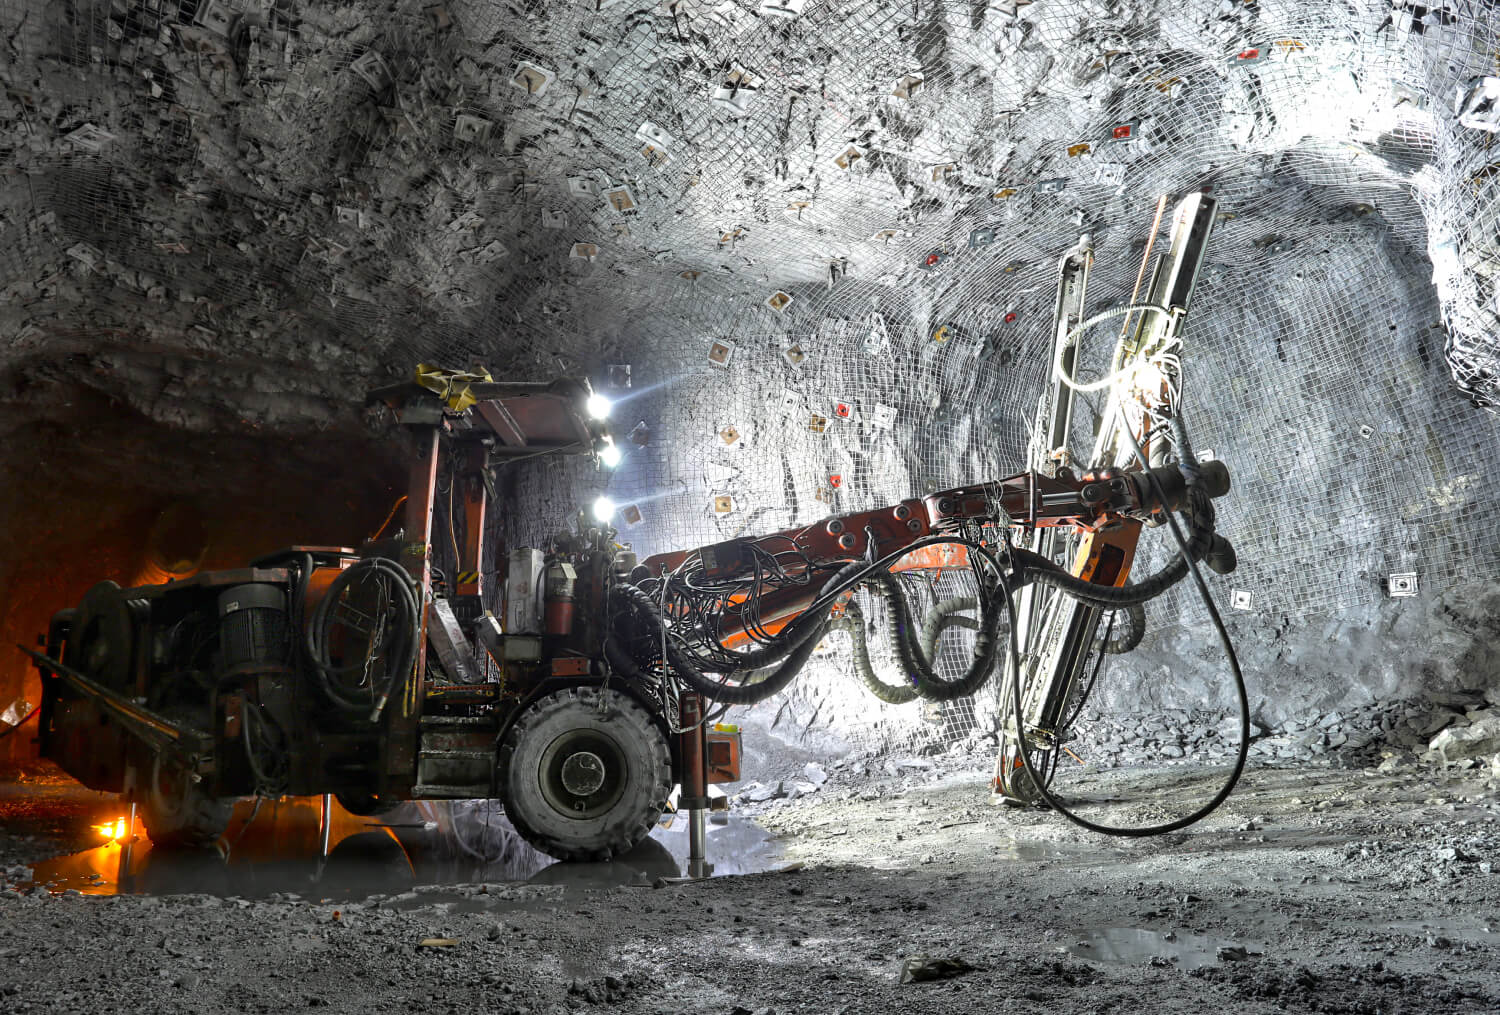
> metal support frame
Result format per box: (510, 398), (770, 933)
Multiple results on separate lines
(995, 236), (1096, 800)
(993, 194), (1217, 803)
(385, 427), (441, 796)
(455, 444), (488, 599)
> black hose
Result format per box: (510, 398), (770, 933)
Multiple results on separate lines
(1006, 412), (1250, 837)
(608, 580), (839, 705)
(618, 544), (1008, 707)
(829, 596), (916, 705)
(290, 552), (314, 664)
(874, 567), (1003, 703)
(603, 630), (649, 682)
(304, 557), (419, 718)
(240, 698), (288, 796)
(666, 581), (835, 673)
(832, 593), (985, 706)
(1010, 493), (1213, 607)
(1101, 601), (1146, 655)
(919, 597), (979, 662)
(1008, 451), (1220, 609)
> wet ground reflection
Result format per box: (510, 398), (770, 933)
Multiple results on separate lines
(29, 796), (783, 898)
(1067, 927), (1262, 970)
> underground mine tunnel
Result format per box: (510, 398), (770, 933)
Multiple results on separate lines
(3, 0), (1500, 1011)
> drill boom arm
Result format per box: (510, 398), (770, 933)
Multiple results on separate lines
(640, 461), (1226, 587)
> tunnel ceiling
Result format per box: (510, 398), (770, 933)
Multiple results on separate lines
(2, 0), (1499, 642)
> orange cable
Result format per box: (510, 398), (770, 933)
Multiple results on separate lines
(370, 495), (408, 542)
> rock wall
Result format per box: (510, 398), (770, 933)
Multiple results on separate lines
(2, 1), (1499, 760)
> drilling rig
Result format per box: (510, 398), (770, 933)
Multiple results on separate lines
(26, 194), (1237, 868)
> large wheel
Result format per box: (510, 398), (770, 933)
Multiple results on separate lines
(137, 750), (234, 849)
(498, 686), (671, 862)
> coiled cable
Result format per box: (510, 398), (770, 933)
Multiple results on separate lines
(303, 557), (420, 720)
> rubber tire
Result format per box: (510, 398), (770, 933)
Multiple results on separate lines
(138, 750), (234, 849)
(498, 686), (671, 862)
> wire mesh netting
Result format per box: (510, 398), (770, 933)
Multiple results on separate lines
(3, 0), (1499, 749)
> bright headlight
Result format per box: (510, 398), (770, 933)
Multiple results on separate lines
(591, 496), (616, 522)
(586, 392), (613, 420)
(598, 438), (622, 468)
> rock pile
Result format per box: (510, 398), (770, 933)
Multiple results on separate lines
(1070, 693), (1500, 771)
(740, 692), (1500, 815)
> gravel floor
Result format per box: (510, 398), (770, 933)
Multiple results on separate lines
(4, 752), (1500, 1014)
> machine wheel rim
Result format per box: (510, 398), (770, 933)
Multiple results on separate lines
(536, 729), (628, 820)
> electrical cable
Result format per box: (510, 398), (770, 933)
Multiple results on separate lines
(222, 795), (265, 862)
(369, 495), (408, 542)
(609, 578), (839, 706)
(240, 698), (289, 796)
(1053, 303), (1173, 392)
(1005, 413), (1250, 837)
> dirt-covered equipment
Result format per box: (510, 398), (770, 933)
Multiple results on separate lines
(28, 375), (741, 863)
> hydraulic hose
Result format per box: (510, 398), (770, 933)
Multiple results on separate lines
(828, 596), (917, 705)
(920, 597), (980, 662)
(1101, 600), (1147, 655)
(1009, 492), (1214, 608)
(616, 541), (1012, 707)
(289, 552), (315, 663)
(833, 593), (986, 705)
(665, 578), (839, 674)
(304, 556), (420, 719)
(609, 577), (843, 705)
(874, 567), (1004, 703)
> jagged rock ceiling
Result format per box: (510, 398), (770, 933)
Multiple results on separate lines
(2, 0), (1500, 738)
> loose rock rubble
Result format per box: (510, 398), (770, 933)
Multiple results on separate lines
(8, 746), (1500, 1014)
(1074, 694), (1500, 773)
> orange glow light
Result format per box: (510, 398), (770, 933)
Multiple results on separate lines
(94, 817), (129, 840)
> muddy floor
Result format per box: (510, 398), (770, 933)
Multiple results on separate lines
(3, 753), (1500, 1014)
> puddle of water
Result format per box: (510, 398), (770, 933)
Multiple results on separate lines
(1067, 927), (1259, 970)
(1379, 920), (1498, 945)
(655, 812), (782, 876)
(27, 797), (783, 900)
(994, 835), (1126, 863)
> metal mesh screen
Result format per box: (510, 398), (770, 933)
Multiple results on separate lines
(3, 0), (1499, 748)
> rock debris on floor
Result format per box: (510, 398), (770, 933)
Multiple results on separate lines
(7, 724), (1500, 1013)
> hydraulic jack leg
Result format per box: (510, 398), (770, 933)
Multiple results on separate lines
(678, 692), (714, 879)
